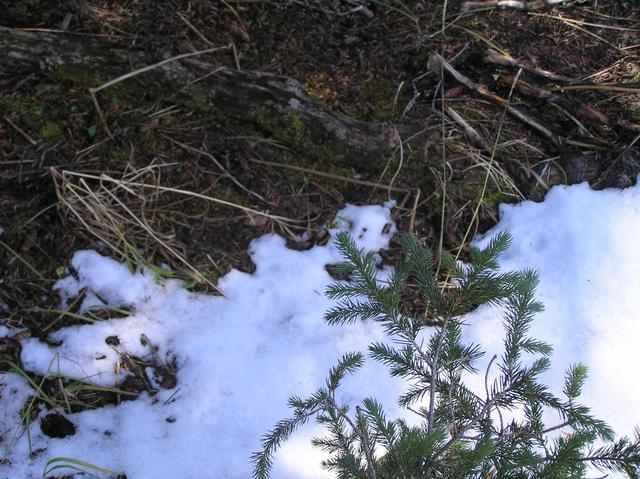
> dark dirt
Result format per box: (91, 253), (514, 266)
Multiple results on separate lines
(40, 412), (76, 438)
(1, 0), (639, 456)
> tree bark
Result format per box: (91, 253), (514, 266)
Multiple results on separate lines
(0, 27), (427, 167)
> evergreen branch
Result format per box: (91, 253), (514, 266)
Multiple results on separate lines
(355, 405), (378, 479)
(439, 249), (466, 279)
(429, 380), (524, 467)
(334, 232), (379, 293)
(323, 395), (378, 479)
(257, 232), (640, 478)
(325, 299), (385, 324)
(580, 431), (640, 477)
(252, 399), (324, 479)
(563, 403), (614, 441)
(368, 342), (428, 378)
(469, 231), (512, 271)
(361, 398), (397, 449)
(400, 233), (437, 294)
(539, 430), (594, 478)
(563, 363), (588, 400)
(428, 321), (450, 435)
(398, 383), (432, 408)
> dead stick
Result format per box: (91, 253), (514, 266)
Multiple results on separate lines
(428, 53), (562, 147)
(162, 135), (268, 203)
(248, 158), (412, 193)
(444, 106), (489, 149)
(551, 103), (598, 142)
(554, 83), (640, 94)
(501, 75), (609, 124)
(409, 188), (421, 234)
(89, 90), (113, 139)
(87, 45), (230, 139)
(3, 115), (38, 145)
(90, 45), (230, 94)
(462, 0), (566, 11)
(483, 49), (592, 86)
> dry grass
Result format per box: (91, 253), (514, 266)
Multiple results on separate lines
(51, 164), (313, 294)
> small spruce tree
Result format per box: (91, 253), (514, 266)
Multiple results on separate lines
(252, 231), (640, 478)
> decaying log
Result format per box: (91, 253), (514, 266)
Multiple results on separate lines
(0, 27), (428, 168)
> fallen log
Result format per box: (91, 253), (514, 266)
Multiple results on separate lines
(0, 27), (428, 168)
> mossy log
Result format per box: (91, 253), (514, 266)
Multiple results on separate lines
(0, 27), (429, 167)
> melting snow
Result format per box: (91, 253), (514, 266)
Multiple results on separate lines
(1, 184), (639, 478)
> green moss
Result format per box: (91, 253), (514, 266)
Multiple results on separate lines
(252, 102), (352, 166)
(41, 121), (62, 139)
(173, 81), (214, 113)
(355, 77), (398, 121)
(290, 113), (305, 140)
(3, 95), (44, 119)
(477, 188), (510, 208)
(112, 150), (132, 163)
(52, 64), (104, 88)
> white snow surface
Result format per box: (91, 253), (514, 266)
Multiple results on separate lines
(1, 185), (639, 478)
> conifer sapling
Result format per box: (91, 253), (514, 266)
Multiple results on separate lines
(252, 231), (640, 478)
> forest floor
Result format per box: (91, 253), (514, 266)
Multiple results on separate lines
(1, 0), (639, 445)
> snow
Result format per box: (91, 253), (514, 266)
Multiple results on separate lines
(1, 184), (639, 478)
(467, 181), (640, 439)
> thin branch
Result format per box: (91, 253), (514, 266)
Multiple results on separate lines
(2, 115), (38, 145)
(483, 49), (592, 86)
(462, 0), (566, 12)
(429, 53), (562, 147)
(326, 398), (377, 479)
(90, 45), (231, 94)
(428, 320), (450, 435)
(430, 382), (520, 464)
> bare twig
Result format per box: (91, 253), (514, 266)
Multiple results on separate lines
(90, 45), (230, 94)
(527, 12), (627, 53)
(388, 127), (405, 199)
(162, 136), (268, 203)
(248, 158), (412, 193)
(483, 49), (592, 86)
(355, 405), (378, 479)
(444, 106), (489, 149)
(409, 188), (421, 234)
(2, 115), (38, 145)
(462, 0), (566, 11)
(553, 83), (640, 94)
(88, 90), (113, 139)
(291, 0), (371, 17)
(428, 320), (450, 435)
(500, 74), (609, 124)
(429, 53), (562, 147)
(325, 396), (377, 479)
(177, 12), (215, 46)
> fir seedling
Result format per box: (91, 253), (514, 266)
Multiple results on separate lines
(253, 232), (640, 478)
